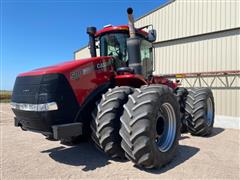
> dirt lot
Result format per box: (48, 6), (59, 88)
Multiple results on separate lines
(0, 103), (239, 179)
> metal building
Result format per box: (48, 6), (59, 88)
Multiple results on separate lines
(74, 0), (240, 119)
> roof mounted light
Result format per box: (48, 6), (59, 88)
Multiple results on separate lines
(104, 24), (112, 28)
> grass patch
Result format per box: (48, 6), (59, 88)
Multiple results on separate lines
(0, 90), (12, 103)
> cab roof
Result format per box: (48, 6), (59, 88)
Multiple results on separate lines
(95, 25), (148, 38)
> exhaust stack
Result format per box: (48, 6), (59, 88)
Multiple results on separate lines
(126, 8), (142, 75)
(127, 8), (136, 38)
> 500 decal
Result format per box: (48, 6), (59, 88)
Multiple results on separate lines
(70, 66), (95, 80)
(70, 59), (114, 80)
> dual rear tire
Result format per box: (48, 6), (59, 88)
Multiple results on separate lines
(91, 85), (181, 168)
(184, 88), (215, 136)
(174, 87), (215, 136)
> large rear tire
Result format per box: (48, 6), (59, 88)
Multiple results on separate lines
(91, 86), (133, 159)
(120, 85), (181, 168)
(184, 88), (215, 136)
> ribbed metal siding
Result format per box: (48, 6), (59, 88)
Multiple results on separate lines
(153, 32), (239, 74)
(135, 0), (240, 42)
(213, 90), (239, 117)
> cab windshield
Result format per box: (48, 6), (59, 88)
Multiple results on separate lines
(100, 33), (128, 62)
(99, 32), (153, 77)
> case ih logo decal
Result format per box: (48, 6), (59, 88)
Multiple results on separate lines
(70, 59), (113, 80)
(96, 59), (113, 69)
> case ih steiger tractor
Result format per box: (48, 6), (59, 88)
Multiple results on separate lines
(11, 8), (215, 169)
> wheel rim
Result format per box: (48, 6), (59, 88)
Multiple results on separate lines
(207, 97), (214, 126)
(155, 103), (177, 152)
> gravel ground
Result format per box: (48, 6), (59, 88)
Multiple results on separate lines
(0, 103), (240, 179)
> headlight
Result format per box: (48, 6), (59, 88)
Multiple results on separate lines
(11, 102), (58, 112)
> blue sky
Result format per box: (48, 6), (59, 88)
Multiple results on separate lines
(1, 0), (168, 90)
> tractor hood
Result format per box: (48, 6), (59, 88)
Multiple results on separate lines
(13, 56), (115, 107)
(18, 56), (112, 77)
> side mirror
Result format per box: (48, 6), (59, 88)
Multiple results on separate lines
(148, 29), (157, 42)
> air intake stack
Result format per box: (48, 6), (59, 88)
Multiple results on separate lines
(87, 26), (97, 57)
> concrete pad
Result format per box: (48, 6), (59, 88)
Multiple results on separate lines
(1, 103), (240, 179)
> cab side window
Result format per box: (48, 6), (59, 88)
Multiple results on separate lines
(140, 39), (153, 77)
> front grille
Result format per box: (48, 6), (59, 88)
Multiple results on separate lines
(11, 73), (80, 132)
(12, 84), (40, 104)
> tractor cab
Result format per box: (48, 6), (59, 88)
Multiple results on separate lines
(87, 24), (156, 78)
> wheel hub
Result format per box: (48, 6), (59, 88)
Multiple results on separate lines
(207, 97), (214, 126)
(155, 103), (177, 152)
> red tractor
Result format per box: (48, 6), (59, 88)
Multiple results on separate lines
(11, 8), (215, 169)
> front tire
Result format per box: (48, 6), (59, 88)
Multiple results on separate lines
(91, 86), (133, 159)
(184, 88), (215, 136)
(120, 85), (181, 168)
